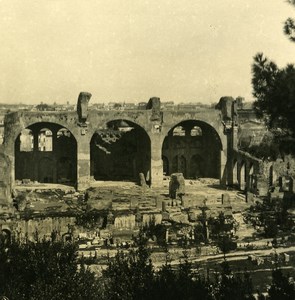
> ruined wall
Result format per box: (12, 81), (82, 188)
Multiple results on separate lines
(1, 93), (230, 194)
(162, 120), (222, 179)
(0, 148), (11, 204)
(229, 149), (266, 195)
(0, 217), (76, 242)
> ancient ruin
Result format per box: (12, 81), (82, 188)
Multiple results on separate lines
(0, 92), (294, 294)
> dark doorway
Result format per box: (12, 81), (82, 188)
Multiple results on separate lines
(162, 120), (222, 179)
(15, 123), (77, 185)
(90, 120), (151, 182)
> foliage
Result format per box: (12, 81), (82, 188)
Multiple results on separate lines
(101, 233), (155, 300)
(103, 236), (211, 299)
(284, 0), (295, 42)
(268, 268), (295, 300)
(207, 212), (237, 254)
(250, 0), (295, 158)
(214, 261), (255, 300)
(1, 231), (295, 299)
(194, 223), (207, 245)
(35, 103), (52, 111)
(246, 199), (294, 238)
(252, 53), (295, 133)
(245, 131), (281, 160)
(141, 217), (167, 247)
(0, 238), (100, 300)
(75, 209), (107, 230)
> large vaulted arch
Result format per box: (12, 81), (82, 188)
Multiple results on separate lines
(90, 119), (151, 182)
(14, 122), (77, 185)
(162, 120), (222, 179)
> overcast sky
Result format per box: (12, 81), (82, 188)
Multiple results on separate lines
(0, 0), (294, 104)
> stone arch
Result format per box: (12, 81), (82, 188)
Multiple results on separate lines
(15, 122), (77, 185)
(90, 119), (151, 182)
(162, 120), (223, 179)
(10, 115), (77, 150)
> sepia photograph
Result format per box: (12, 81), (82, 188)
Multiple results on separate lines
(0, 1), (295, 299)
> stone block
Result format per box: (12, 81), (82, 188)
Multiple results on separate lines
(139, 173), (147, 187)
(156, 198), (162, 210)
(130, 198), (139, 209)
(22, 179), (31, 185)
(222, 193), (231, 205)
(114, 215), (136, 229)
(215, 96), (234, 122)
(142, 213), (162, 225)
(146, 97), (161, 121)
(169, 173), (185, 199)
(182, 195), (206, 208)
(161, 211), (170, 221)
(77, 91), (91, 123)
(169, 212), (189, 224)
(246, 192), (254, 203)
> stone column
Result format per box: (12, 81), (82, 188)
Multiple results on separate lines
(232, 126), (239, 150)
(33, 131), (39, 181)
(77, 133), (91, 191)
(220, 149), (227, 185)
(150, 133), (163, 187)
(51, 129), (58, 183)
(224, 124), (238, 186)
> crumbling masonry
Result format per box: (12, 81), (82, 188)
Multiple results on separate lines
(0, 93), (276, 208)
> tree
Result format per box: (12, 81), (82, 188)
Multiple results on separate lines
(268, 268), (295, 300)
(102, 233), (155, 300)
(284, 1), (295, 42)
(251, 1), (295, 145)
(0, 238), (100, 300)
(216, 261), (255, 300)
(252, 53), (295, 153)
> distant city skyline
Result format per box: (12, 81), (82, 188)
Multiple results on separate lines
(0, 0), (294, 104)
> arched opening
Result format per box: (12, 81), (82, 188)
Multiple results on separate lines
(90, 120), (151, 182)
(190, 126), (202, 137)
(15, 122), (77, 185)
(38, 128), (53, 151)
(162, 120), (222, 179)
(239, 162), (246, 191)
(173, 126), (186, 136)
